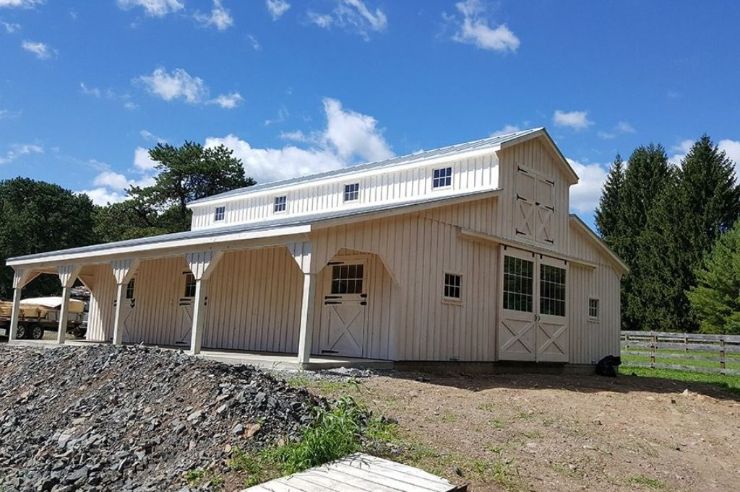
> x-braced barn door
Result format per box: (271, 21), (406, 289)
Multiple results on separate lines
(498, 247), (568, 362)
(514, 166), (556, 245)
(175, 272), (197, 346)
(321, 258), (368, 358)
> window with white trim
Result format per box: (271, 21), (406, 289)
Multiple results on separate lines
(588, 298), (599, 319)
(443, 273), (462, 300)
(330, 264), (364, 295)
(344, 183), (359, 202)
(125, 279), (135, 299)
(184, 273), (196, 298)
(273, 195), (287, 213)
(540, 264), (566, 317)
(214, 206), (225, 221)
(432, 167), (452, 188)
(503, 256), (533, 312)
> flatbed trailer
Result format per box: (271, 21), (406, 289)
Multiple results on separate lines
(0, 297), (86, 340)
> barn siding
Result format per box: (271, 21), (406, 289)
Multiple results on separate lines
(85, 264), (116, 342)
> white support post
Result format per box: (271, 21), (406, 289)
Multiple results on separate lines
(8, 269), (38, 342)
(297, 273), (317, 365)
(288, 241), (316, 367)
(57, 264), (81, 345)
(185, 250), (223, 355)
(111, 259), (139, 346)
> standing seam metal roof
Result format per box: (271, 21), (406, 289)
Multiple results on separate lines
(188, 127), (544, 206)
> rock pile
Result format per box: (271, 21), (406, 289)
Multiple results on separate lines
(0, 344), (323, 491)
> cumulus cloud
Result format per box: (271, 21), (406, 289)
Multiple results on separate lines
(134, 146), (158, 171)
(447, 0), (519, 53)
(116, 0), (183, 17)
(266, 0), (290, 20)
(136, 67), (241, 109)
(21, 40), (53, 59)
(194, 0), (233, 30)
(0, 143), (43, 165)
(567, 158), (609, 214)
(81, 150), (158, 206)
(553, 110), (592, 130)
(308, 0), (387, 39)
(490, 124), (521, 137)
(597, 121), (635, 139)
(205, 97), (393, 183)
(0, 0), (43, 8)
(669, 138), (740, 177)
(1, 21), (20, 32)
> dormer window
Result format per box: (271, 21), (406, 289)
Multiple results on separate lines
(344, 183), (359, 202)
(432, 167), (452, 189)
(274, 195), (287, 213)
(214, 206), (225, 221)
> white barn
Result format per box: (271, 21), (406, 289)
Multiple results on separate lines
(6, 128), (627, 369)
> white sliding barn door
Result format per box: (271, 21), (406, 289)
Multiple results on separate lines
(498, 247), (569, 362)
(321, 258), (368, 358)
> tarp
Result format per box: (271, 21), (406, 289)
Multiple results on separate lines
(20, 297), (85, 314)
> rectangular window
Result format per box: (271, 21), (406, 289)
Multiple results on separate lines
(588, 298), (599, 319)
(214, 206), (225, 221)
(125, 279), (135, 299)
(344, 183), (360, 202)
(503, 256), (533, 312)
(274, 195), (287, 213)
(443, 273), (462, 300)
(330, 264), (364, 295)
(540, 264), (566, 317)
(184, 273), (197, 298)
(432, 167), (452, 188)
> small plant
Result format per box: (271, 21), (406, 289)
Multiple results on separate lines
(489, 419), (505, 429)
(184, 468), (205, 484)
(629, 475), (665, 489)
(285, 374), (310, 388)
(185, 467), (224, 488)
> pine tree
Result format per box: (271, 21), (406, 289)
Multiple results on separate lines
(687, 220), (740, 334)
(618, 144), (673, 330)
(595, 154), (626, 256)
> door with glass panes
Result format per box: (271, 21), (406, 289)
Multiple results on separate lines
(498, 247), (568, 362)
(175, 272), (196, 347)
(321, 258), (368, 357)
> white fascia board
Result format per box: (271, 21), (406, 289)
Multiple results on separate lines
(188, 146), (501, 209)
(7, 225), (312, 268)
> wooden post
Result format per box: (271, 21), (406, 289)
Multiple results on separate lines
(650, 331), (657, 369)
(185, 250), (222, 355)
(719, 338), (726, 375)
(288, 241), (315, 367)
(56, 264), (81, 345)
(8, 269), (36, 342)
(111, 259), (139, 346)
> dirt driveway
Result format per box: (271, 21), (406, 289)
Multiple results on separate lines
(306, 372), (739, 491)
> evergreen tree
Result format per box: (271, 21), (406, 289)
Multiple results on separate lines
(687, 220), (740, 334)
(618, 144), (673, 330)
(595, 154), (626, 256)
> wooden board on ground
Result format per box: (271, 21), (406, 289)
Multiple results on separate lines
(245, 453), (466, 492)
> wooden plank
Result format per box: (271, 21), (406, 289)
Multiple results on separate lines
(622, 331), (740, 343)
(622, 350), (739, 362)
(329, 461), (448, 492)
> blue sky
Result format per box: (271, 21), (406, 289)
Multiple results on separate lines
(1, 0), (739, 227)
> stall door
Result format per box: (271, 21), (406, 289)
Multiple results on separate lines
(321, 259), (367, 358)
(119, 278), (137, 343)
(498, 248), (568, 362)
(514, 166), (556, 246)
(175, 273), (196, 347)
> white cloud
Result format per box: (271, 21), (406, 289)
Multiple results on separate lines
(553, 109), (592, 130)
(0, 0), (43, 8)
(0, 143), (43, 165)
(718, 139), (740, 177)
(246, 33), (261, 50)
(209, 92), (243, 109)
(205, 97), (393, 183)
(80, 82), (138, 110)
(134, 146), (158, 171)
(21, 40), (53, 59)
(597, 121), (635, 139)
(308, 0), (387, 39)
(448, 0), (519, 53)
(266, 0), (290, 20)
(93, 170), (130, 190)
(1, 21), (20, 32)
(81, 151), (158, 205)
(567, 158), (609, 214)
(194, 0), (233, 30)
(668, 139), (695, 166)
(137, 67), (240, 109)
(80, 82), (102, 98)
(0, 108), (21, 119)
(116, 0), (183, 17)
(140, 129), (165, 142)
(490, 124), (521, 137)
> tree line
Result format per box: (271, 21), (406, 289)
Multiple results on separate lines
(0, 141), (253, 298)
(595, 136), (739, 334)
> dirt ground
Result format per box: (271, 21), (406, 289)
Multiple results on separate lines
(306, 371), (740, 491)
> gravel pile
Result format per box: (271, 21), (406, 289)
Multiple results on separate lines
(0, 344), (323, 491)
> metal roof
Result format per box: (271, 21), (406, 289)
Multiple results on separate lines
(7, 188), (499, 263)
(189, 127), (545, 206)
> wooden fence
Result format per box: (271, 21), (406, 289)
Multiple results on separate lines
(620, 331), (740, 376)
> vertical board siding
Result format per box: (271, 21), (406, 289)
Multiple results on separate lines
(191, 152), (500, 230)
(203, 247), (303, 353)
(85, 264), (116, 342)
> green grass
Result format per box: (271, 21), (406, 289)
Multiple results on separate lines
(620, 366), (740, 394)
(628, 474), (665, 489)
(623, 353), (740, 370)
